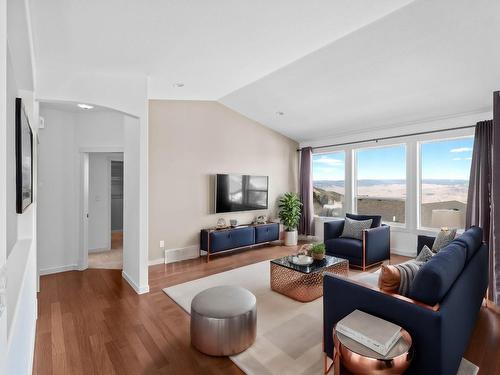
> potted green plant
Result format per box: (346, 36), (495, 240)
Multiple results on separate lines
(278, 192), (302, 246)
(309, 242), (326, 260)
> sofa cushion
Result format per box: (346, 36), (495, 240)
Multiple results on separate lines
(409, 241), (467, 305)
(455, 226), (483, 261)
(415, 245), (434, 262)
(325, 237), (362, 258)
(432, 228), (457, 252)
(346, 213), (381, 228)
(340, 217), (372, 240)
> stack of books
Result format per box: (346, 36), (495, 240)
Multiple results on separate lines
(336, 310), (402, 356)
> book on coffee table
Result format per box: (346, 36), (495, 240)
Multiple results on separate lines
(336, 310), (402, 356)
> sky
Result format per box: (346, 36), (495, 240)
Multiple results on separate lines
(312, 137), (474, 181)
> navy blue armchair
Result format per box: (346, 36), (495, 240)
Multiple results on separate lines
(323, 214), (390, 271)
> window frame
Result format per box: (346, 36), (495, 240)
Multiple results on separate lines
(311, 149), (347, 218)
(353, 143), (407, 227)
(417, 135), (474, 231)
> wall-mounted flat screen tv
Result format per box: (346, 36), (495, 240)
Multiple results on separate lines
(215, 174), (268, 213)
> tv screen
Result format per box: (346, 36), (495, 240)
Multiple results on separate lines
(215, 174), (268, 213)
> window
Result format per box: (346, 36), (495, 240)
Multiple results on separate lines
(312, 151), (345, 217)
(355, 145), (406, 224)
(420, 137), (473, 229)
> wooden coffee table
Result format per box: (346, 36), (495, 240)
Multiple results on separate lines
(270, 255), (348, 302)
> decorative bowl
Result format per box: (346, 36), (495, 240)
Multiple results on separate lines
(290, 255), (314, 266)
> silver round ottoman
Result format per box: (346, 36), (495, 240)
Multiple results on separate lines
(190, 285), (257, 356)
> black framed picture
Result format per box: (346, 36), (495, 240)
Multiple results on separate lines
(15, 98), (33, 214)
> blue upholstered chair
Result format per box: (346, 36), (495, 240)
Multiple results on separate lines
(323, 213), (390, 271)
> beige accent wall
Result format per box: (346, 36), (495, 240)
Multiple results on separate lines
(148, 100), (298, 261)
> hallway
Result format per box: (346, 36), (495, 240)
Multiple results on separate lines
(88, 232), (123, 269)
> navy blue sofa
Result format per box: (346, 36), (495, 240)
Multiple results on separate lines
(324, 214), (390, 271)
(323, 226), (488, 375)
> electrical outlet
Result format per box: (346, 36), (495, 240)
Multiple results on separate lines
(159, 240), (165, 248)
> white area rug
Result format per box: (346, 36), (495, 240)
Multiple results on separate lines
(163, 261), (479, 375)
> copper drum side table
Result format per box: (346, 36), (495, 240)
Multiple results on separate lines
(333, 327), (413, 375)
(270, 255), (348, 302)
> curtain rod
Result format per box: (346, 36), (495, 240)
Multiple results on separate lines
(296, 124), (477, 152)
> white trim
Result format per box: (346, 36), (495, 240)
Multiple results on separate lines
(163, 245), (199, 264)
(122, 270), (149, 294)
(87, 247), (110, 253)
(390, 249), (415, 257)
(148, 258), (165, 266)
(39, 264), (79, 276)
(79, 146), (124, 153)
(149, 245), (200, 265)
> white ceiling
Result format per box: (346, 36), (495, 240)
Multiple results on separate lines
(28, 0), (500, 142)
(28, 0), (413, 101)
(221, 0), (500, 142)
(40, 101), (114, 114)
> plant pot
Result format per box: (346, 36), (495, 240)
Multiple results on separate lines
(312, 252), (325, 261)
(284, 230), (298, 246)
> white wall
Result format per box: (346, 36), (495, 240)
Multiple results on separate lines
(5, 49), (16, 255)
(307, 111), (491, 256)
(88, 152), (123, 252)
(3, 0), (38, 372)
(0, 2), (8, 372)
(37, 107), (124, 274)
(122, 115), (147, 292)
(36, 71), (149, 294)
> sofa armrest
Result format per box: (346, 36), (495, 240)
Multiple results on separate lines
(417, 235), (435, 254)
(323, 274), (442, 375)
(364, 224), (390, 264)
(324, 220), (344, 242)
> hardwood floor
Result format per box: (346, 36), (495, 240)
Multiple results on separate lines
(33, 244), (500, 375)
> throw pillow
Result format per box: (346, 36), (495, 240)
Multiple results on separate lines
(378, 265), (400, 293)
(415, 245), (434, 262)
(340, 217), (373, 240)
(378, 260), (425, 296)
(432, 228), (457, 253)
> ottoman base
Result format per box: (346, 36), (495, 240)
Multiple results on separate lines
(191, 307), (257, 356)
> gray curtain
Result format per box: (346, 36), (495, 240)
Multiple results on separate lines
(467, 91), (500, 305)
(492, 91), (500, 304)
(299, 147), (314, 236)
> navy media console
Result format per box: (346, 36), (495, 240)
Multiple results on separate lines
(200, 223), (280, 262)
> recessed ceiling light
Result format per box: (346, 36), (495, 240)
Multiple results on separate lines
(276, 111), (285, 116)
(173, 82), (185, 88)
(77, 103), (94, 110)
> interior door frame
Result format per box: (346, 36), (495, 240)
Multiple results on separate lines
(107, 156), (124, 250)
(79, 147), (124, 270)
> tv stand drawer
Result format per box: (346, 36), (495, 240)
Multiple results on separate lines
(210, 227), (255, 253)
(255, 223), (279, 244)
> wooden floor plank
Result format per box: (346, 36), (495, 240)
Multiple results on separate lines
(33, 244), (500, 375)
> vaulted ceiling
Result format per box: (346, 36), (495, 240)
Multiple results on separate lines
(28, 0), (500, 142)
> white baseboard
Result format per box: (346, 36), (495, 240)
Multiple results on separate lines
(39, 264), (79, 276)
(148, 257), (165, 266)
(121, 270), (149, 294)
(149, 245), (199, 265)
(88, 247), (110, 254)
(390, 248), (416, 257)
